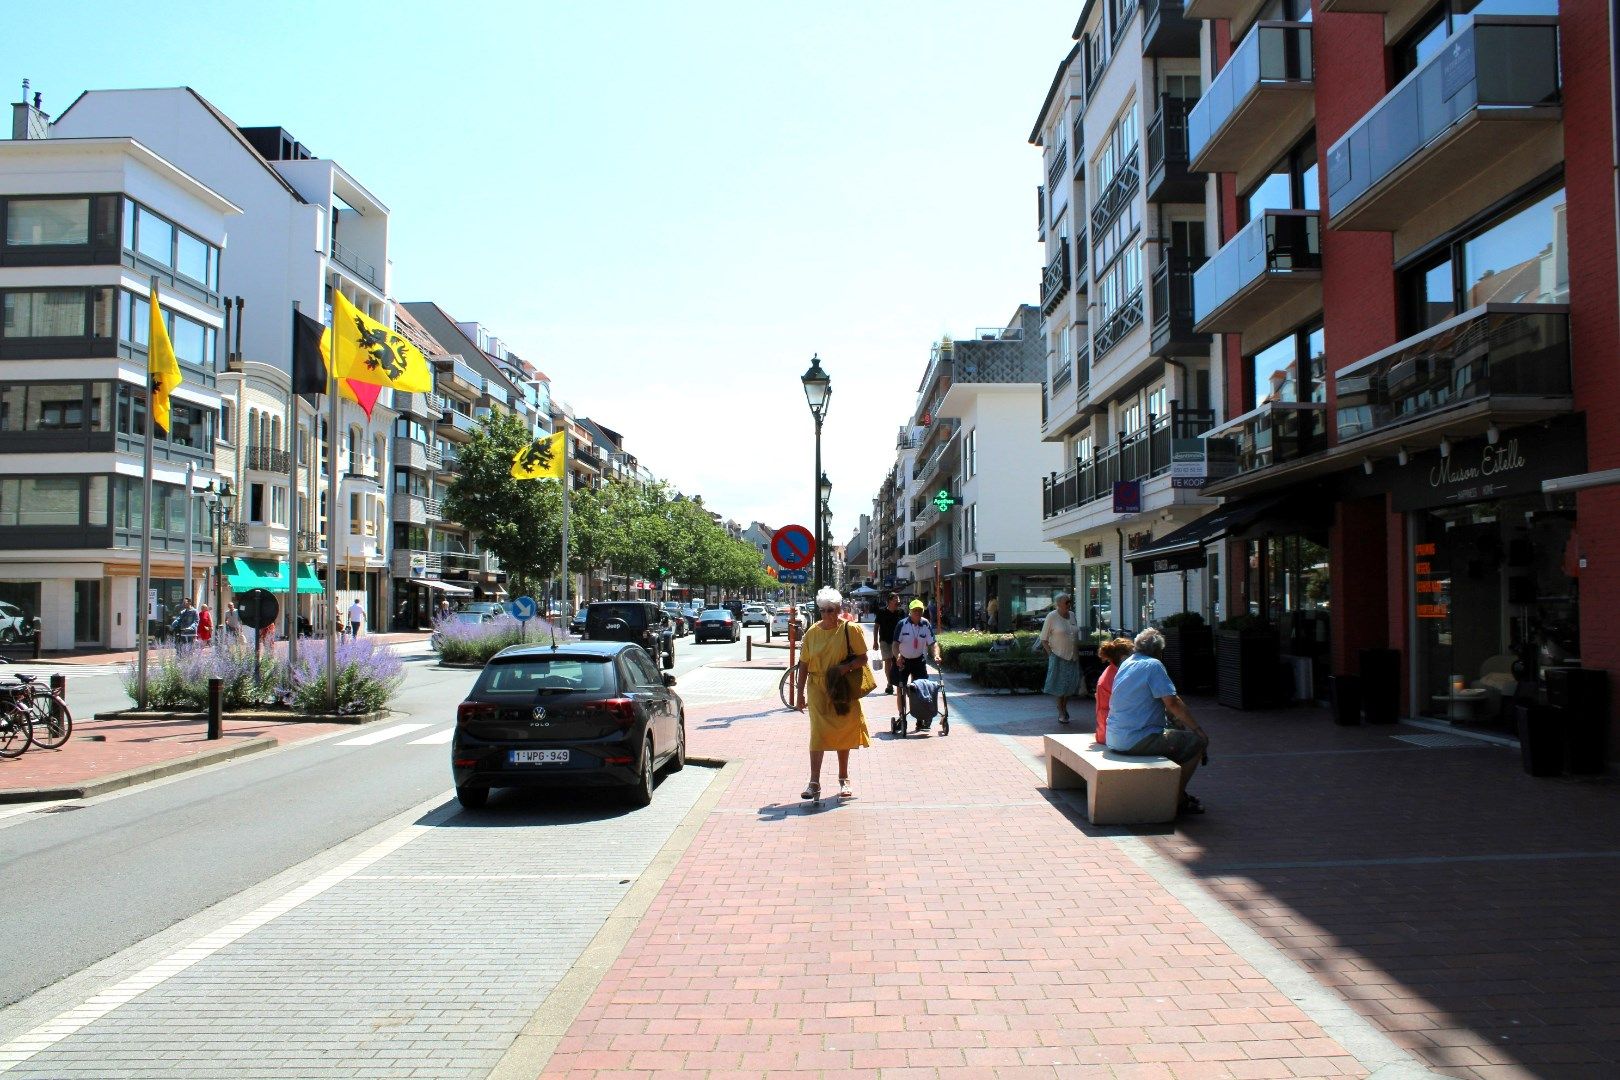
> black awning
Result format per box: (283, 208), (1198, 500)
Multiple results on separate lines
(1128, 492), (1296, 573)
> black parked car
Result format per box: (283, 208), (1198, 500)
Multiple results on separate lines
(583, 600), (675, 669)
(660, 601), (689, 637)
(693, 608), (740, 644)
(451, 642), (685, 809)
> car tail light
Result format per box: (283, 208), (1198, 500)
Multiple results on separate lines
(595, 697), (638, 728)
(602, 755), (633, 765)
(457, 701), (499, 726)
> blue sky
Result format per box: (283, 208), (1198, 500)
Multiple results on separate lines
(4, 0), (1075, 543)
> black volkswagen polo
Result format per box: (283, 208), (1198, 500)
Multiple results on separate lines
(451, 641), (685, 810)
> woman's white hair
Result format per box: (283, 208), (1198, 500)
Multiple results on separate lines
(815, 586), (843, 610)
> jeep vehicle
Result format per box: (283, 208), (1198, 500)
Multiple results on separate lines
(583, 600), (675, 669)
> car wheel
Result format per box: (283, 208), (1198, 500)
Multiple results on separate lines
(628, 737), (655, 807)
(456, 785), (489, 809)
(668, 716), (686, 772)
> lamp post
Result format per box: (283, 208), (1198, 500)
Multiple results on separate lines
(204, 479), (236, 638)
(818, 472), (832, 590)
(800, 355), (831, 591)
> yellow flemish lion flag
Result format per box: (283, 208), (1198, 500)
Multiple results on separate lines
(147, 286), (182, 434)
(329, 290), (433, 393)
(512, 430), (566, 480)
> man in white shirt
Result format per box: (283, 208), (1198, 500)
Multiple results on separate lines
(894, 600), (940, 732)
(347, 599), (365, 638)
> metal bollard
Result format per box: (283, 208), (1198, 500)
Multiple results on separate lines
(49, 673), (65, 724)
(32, 618), (42, 660)
(745, 636), (752, 662)
(207, 677), (223, 740)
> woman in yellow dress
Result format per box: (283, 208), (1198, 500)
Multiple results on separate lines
(793, 587), (872, 802)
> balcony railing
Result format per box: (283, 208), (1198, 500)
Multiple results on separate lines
(1036, 185), (1046, 238)
(1150, 254), (1208, 357)
(1043, 403), (1216, 518)
(1046, 143), (1068, 193)
(1325, 18), (1561, 231)
(437, 409), (477, 435)
(1204, 401), (1327, 476)
(296, 529), (320, 553)
(425, 497), (444, 519)
(224, 522), (249, 546)
(1146, 95), (1202, 203)
(425, 445), (442, 468)
(1187, 22), (1313, 174)
(1090, 154), (1140, 235)
(1073, 229), (1088, 287)
(1142, 0), (1200, 58)
(1192, 209), (1321, 333)
(1072, 110), (1085, 175)
(1074, 342), (1091, 401)
(1094, 290), (1145, 360)
(1334, 304), (1571, 443)
(432, 357), (483, 394)
(245, 445), (290, 473)
(1041, 239), (1071, 314)
(915, 536), (953, 569)
(1052, 356), (1072, 392)
(330, 240), (378, 287)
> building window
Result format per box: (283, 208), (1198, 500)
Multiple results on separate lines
(1240, 132), (1318, 224)
(1399, 184), (1568, 335)
(2, 287), (115, 341)
(964, 429), (976, 478)
(1393, 0), (1555, 78)
(1098, 246), (1143, 322)
(1083, 563), (1113, 631)
(218, 402), (233, 444)
(122, 198), (221, 290)
(1247, 323), (1326, 409)
(5, 197), (88, 246)
(250, 483), (266, 524)
(116, 289), (217, 368)
(272, 485), (287, 525)
(1093, 105), (1140, 204)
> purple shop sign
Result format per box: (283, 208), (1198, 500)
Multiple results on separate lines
(1113, 480), (1141, 514)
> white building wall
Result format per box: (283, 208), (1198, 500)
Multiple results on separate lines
(954, 387), (1065, 566)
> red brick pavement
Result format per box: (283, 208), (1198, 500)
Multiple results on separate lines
(541, 680), (1375, 1079)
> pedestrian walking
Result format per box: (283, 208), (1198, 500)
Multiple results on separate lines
(196, 603), (213, 646)
(791, 586), (872, 803)
(1093, 635), (1135, 746)
(223, 603), (244, 644)
(1036, 593), (1082, 724)
(873, 592), (903, 692)
(1107, 628), (1210, 816)
(437, 598), (451, 620)
(347, 599), (365, 638)
(170, 597), (199, 649)
(894, 599), (940, 733)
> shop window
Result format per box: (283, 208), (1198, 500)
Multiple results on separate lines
(1136, 573), (1156, 626)
(1083, 563), (1113, 631)
(1400, 185), (1567, 335)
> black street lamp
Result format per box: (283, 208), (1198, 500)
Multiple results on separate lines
(801, 355), (831, 591)
(204, 479), (236, 636)
(818, 472), (832, 588)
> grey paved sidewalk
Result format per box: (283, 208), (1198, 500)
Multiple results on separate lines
(0, 768), (717, 1079)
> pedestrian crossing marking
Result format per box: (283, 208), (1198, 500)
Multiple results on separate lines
(408, 728), (454, 745)
(338, 722), (430, 746)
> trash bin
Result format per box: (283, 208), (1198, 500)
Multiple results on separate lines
(1516, 702), (1567, 777)
(1544, 667), (1609, 774)
(1359, 648), (1400, 725)
(1329, 674), (1363, 726)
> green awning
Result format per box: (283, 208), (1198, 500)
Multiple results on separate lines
(224, 557), (324, 595)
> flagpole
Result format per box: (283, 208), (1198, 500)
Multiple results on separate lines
(137, 276), (159, 709)
(326, 304), (341, 710)
(287, 302), (301, 686)
(561, 429), (571, 636)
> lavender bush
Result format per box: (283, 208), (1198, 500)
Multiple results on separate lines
(288, 635), (404, 715)
(121, 643), (285, 711)
(433, 614), (559, 665)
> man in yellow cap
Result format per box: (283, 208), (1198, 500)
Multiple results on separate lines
(893, 599), (942, 734)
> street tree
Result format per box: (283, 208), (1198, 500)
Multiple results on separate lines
(441, 411), (563, 599)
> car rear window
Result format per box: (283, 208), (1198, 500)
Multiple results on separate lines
(475, 657), (614, 697)
(699, 610), (730, 621)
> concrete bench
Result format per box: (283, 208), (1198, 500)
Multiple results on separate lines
(1043, 733), (1181, 825)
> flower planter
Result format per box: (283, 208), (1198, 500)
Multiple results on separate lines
(1216, 630), (1281, 710)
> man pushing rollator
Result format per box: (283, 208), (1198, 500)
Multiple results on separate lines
(892, 599), (947, 737)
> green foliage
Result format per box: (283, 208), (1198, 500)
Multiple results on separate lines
(974, 658), (1047, 692)
(435, 620), (528, 665)
(121, 645), (284, 711)
(938, 631), (997, 668)
(442, 411), (564, 594)
(1161, 611), (1207, 629)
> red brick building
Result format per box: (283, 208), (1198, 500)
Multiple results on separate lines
(1131, 0), (1617, 756)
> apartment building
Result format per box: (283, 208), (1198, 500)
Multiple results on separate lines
(1163, 0), (1616, 742)
(1033, 0), (1222, 636)
(0, 129), (234, 648)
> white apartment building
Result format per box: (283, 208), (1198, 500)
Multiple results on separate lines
(0, 131), (235, 648)
(54, 89), (400, 627)
(1031, 0), (1223, 632)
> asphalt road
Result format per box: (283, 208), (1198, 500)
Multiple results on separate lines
(0, 625), (765, 1009)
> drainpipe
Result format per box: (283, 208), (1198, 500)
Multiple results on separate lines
(1116, 527), (1127, 632)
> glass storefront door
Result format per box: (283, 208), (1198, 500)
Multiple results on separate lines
(1412, 494), (1579, 730)
(74, 580), (102, 644)
(1082, 563), (1113, 632)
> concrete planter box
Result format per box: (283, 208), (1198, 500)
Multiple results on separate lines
(93, 708), (391, 725)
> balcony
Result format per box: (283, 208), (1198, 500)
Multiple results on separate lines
(330, 239), (378, 288)
(224, 522), (250, 547)
(1041, 240), (1071, 315)
(1146, 96), (1203, 204)
(1184, 0), (1267, 28)
(1052, 355), (1072, 393)
(436, 408), (477, 439)
(1187, 23), (1314, 181)
(914, 536), (955, 574)
(425, 497), (444, 520)
(1072, 109), (1085, 177)
(1036, 185), (1046, 240)
(1090, 155), (1140, 236)
(1325, 18), (1561, 234)
(425, 445), (442, 468)
(296, 530), (320, 553)
(392, 492), (428, 526)
(1334, 304), (1571, 448)
(431, 357), (482, 396)
(1192, 210), (1321, 341)
(1318, 0), (1445, 44)
(1074, 343), (1091, 402)
(392, 391), (440, 419)
(393, 436), (431, 472)
(1204, 401), (1328, 477)
(1046, 143), (1068, 195)
(392, 548), (444, 577)
(1150, 254), (1209, 358)
(1043, 404), (1217, 519)
(1143, 0), (1200, 57)
(1094, 289), (1145, 361)
(244, 445), (290, 473)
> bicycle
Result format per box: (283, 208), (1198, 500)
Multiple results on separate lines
(0, 685), (35, 758)
(15, 675), (71, 750)
(779, 668), (797, 710)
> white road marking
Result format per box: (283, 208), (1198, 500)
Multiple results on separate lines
(407, 728), (454, 745)
(0, 820), (428, 1072)
(336, 722), (430, 746)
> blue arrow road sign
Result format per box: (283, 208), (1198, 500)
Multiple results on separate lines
(509, 595), (539, 622)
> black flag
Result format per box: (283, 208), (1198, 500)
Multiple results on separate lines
(292, 311), (329, 396)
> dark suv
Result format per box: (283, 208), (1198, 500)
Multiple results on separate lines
(584, 600), (675, 669)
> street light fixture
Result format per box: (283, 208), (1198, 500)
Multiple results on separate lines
(204, 479), (236, 634)
(818, 473), (832, 589)
(800, 355), (831, 591)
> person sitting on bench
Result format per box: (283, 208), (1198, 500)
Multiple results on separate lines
(1105, 628), (1210, 816)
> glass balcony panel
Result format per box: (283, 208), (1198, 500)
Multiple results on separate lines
(1192, 210), (1321, 330)
(1326, 20), (1561, 228)
(1187, 23), (1313, 174)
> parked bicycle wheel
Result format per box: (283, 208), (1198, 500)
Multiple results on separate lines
(25, 688), (71, 750)
(778, 668), (796, 710)
(0, 710), (30, 759)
